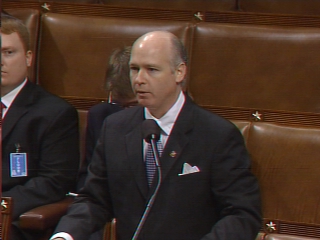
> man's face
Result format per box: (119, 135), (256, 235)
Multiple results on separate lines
(129, 33), (186, 118)
(1, 32), (32, 96)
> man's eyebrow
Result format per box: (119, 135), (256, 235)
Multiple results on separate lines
(2, 46), (14, 50)
(145, 64), (158, 68)
(129, 63), (159, 68)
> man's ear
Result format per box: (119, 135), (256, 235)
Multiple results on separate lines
(26, 50), (33, 67)
(175, 63), (187, 84)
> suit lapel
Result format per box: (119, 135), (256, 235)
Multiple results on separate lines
(125, 108), (149, 199)
(2, 81), (35, 140)
(159, 96), (194, 182)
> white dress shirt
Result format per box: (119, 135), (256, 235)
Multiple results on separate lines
(2, 79), (27, 118)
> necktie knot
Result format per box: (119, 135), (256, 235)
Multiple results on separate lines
(1, 102), (6, 125)
(1, 102), (6, 109)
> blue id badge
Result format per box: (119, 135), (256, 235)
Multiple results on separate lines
(10, 153), (28, 177)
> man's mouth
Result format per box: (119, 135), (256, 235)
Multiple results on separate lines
(136, 89), (148, 94)
(136, 91), (150, 98)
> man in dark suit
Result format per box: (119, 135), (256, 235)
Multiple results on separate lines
(77, 46), (136, 191)
(52, 31), (261, 240)
(1, 14), (80, 239)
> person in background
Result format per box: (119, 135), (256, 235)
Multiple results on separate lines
(76, 46), (136, 190)
(51, 30), (261, 240)
(1, 13), (79, 240)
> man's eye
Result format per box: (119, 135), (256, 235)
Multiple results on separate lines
(148, 68), (157, 72)
(3, 50), (13, 55)
(130, 67), (139, 71)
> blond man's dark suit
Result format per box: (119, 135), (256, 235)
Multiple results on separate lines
(2, 81), (79, 238)
(54, 94), (261, 240)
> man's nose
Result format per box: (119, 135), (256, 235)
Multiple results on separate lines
(133, 69), (146, 85)
(0, 52), (7, 66)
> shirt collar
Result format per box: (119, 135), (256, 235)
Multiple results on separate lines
(2, 79), (28, 109)
(144, 91), (185, 136)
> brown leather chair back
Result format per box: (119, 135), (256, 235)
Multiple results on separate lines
(5, 8), (40, 83)
(247, 122), (320, 238)
(189, 22), (320, 114)
(264, 233), (319, 240)
(239, 0), (320, 16)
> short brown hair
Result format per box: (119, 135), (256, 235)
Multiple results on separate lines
(169, 33), (188, 87)
(171, 35), (188, 68)
(1, 13), (30, 52)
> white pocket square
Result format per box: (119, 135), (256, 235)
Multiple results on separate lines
(178, 163), (200, 176)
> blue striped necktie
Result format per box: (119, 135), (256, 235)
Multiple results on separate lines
(145, 140), (163, 187)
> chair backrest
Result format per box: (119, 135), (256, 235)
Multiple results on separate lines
(239, 0), (320, 16)
(1, 197), (13, 240)
(247, 122), (320, 238)
(189, 22), (320, 114)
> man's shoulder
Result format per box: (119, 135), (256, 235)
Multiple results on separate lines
(18, 83), (77, 121)
(105, 105), (143, 124)
(188, 101), (237, 132)
(88, 102), (123, 117)
(30, 84), (75, 110)
(185, 98), (230, 123)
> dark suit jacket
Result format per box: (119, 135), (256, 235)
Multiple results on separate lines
(54, 95), (261, 240)
(2, 81), (80, 221)
(77, 102), (123, 190)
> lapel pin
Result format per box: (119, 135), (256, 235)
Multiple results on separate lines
(169, 151), (177, 158)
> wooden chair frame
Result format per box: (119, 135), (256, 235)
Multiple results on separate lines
(1, 197), (13, 240)
(103, 218), (116, 240)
